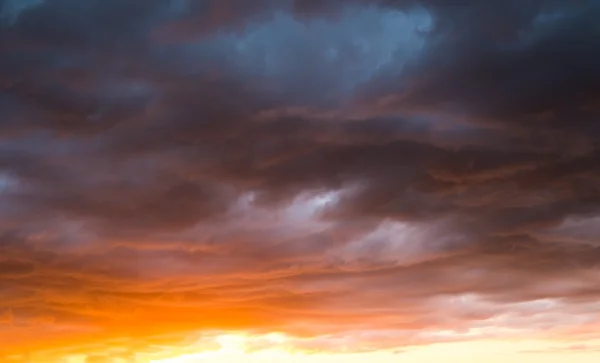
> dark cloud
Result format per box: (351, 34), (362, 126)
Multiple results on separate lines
(1, 0), (599, 359)
(363, 0), (600, 131)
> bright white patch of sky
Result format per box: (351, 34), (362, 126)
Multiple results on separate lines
(339, 218), (465, 265)
(140, 335), (600, 363)
(283, 190), (340, 222)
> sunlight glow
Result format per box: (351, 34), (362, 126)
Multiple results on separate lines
(140, 337), (600, 363)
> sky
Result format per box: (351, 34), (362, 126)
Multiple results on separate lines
(0, 0), (599, 362)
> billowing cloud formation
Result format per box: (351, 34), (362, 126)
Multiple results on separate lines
(1, 0), (599, 361)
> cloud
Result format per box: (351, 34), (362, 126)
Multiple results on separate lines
(0, 259), (35, 277)
(1, 0), (599, 360)
(0, 0), (45, 25)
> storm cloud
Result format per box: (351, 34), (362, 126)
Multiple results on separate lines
(1, 0), (599, 360)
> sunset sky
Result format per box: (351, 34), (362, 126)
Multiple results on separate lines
(1, 0), (600, 362)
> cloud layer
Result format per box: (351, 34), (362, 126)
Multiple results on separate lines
(1, 0), (599, 360)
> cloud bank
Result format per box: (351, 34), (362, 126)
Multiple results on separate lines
(1, 0), (599, 360)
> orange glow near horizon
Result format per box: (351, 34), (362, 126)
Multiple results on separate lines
(6, 333), (600, 363)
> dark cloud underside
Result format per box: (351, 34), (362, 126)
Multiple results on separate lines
(1, 0), (599, 359)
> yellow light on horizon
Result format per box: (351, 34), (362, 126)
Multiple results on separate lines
(145, 336), (600, 363)
(11, 334), (600, 363)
